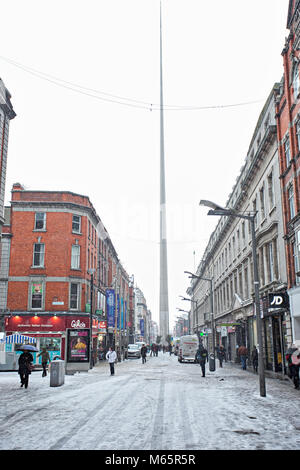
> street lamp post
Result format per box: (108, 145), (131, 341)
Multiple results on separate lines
(199, 199), (266, 397)
(88, 268), (96, 370)
(179, 295), (198, 336)
(184, 271), (215, 369)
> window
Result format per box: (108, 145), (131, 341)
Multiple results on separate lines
(267, 171), (275, 210)
(31, 283), (43, 309)
(268, 242), (275, 282)
(288, 185), (295, 219)
(34, 212), (46, 230)
(72, 215), (81, 233)
(293, 239), (300, 285)
(293, 65), (300, 100)
(284, 137), (291, 167)
(260, 185), (265, 220)
(70, 283), (79, 309)
(33, 243), (45, 267)
(297, 120), (300, 153)
(241, 222), (245, 243)
(71, 245), (80, 269)
(253, 198), (258, 228)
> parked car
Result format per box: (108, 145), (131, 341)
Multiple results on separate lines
(127, 344), (141, 359)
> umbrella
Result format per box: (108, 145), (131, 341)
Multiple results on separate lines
(286, 347), (298, 355)
(292, 350), (300, 365)
(17, 344), (39, 352)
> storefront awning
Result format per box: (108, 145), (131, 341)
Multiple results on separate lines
(0, 334), (36, 344)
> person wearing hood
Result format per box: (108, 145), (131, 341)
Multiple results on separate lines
(18, 351), (34, 389)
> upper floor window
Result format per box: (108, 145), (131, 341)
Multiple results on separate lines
(288, 184), (295, 219)
(284, 137), (291, 167)
(293, 65), (300, 100)
(71, 244), (80, 269)
(267, 171), (275, 210)
(31, 282), (43, 309)
(259, 184), (266, 220)
(268, 242), (275, 283)
(296, 120), (300, 153)
(72, 215), (81, 234)
(70, 283), (80, 310)
(34, 212), (46, 230)
(33, 243), (45, 267)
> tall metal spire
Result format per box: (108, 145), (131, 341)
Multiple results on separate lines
(159, 0), (169, 342)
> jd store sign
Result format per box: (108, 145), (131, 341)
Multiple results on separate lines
(268, 292), (289, 309)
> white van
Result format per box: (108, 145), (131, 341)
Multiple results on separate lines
(178, 335), (199, 363)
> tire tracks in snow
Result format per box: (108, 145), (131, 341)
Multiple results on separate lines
(49, 375), (133, 450)
(150, 376), (165, 450)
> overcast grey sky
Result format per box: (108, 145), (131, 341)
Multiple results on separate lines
(0, 0), (288, 329)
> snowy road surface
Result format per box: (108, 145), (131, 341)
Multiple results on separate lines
(1, 352), (300, 450)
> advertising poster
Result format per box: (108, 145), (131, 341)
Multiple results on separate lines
(140, 319), (144, 337)
(106, 289), (115, 328)
(125, 301), (127, 329)
(67, 329), (90, 363)
(121, 297), (124, 329)
(117, 293), (120, 329)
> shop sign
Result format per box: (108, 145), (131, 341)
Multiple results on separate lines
(221, 326), (227, 337)
(6, 315), (64, 331)
(70, 319), (87, 329)
(268, 293), (289, 309)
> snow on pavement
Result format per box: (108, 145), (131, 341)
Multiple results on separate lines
(0, 352), (300, 450)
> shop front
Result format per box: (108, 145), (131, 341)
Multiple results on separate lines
(4, 313), (96, 370)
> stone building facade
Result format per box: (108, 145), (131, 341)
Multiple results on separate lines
(190, 86), (292, 376)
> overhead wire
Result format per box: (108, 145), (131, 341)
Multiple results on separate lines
(0, 55), (263, 111)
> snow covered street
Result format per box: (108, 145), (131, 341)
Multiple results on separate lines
(1, 352), (300, 451)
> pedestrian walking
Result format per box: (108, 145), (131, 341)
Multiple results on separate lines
(217, 345), (226, 368)
(106, 347), (117, 376)
(251, 346), (258, 373)
(238, 344), (248, 370)
(169, 344), (173, 356)
(286, 345), (300, 389)
(196, 344), (208, 377)
(18, 351), (34, 389)
(37, 347), (50, 377)
(141, 344), (147, 364)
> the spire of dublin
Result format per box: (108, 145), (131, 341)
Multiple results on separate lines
(159, 0), (169, 342)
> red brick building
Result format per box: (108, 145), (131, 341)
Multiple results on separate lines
(275, 0), (300, 344)
(2, 184), (132, 368)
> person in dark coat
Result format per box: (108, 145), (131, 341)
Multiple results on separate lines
(18, 351), (34, 389)
(251, 346), (258, 373)
(37, 347), (50, 377)
(286, 346), (300, 389)
(196, 345), (208, 377)
(238, 344), (248, 370)
(217, 345), (226, 368)
(141, 344), (147, 364)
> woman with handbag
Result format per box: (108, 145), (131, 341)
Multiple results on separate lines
(18, 351), (34, 389)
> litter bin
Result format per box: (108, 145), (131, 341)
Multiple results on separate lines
(209, 353), (215, 372)
(50, 359), (65, 387)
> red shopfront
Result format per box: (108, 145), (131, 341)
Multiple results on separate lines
(4, 314), (98, 365)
